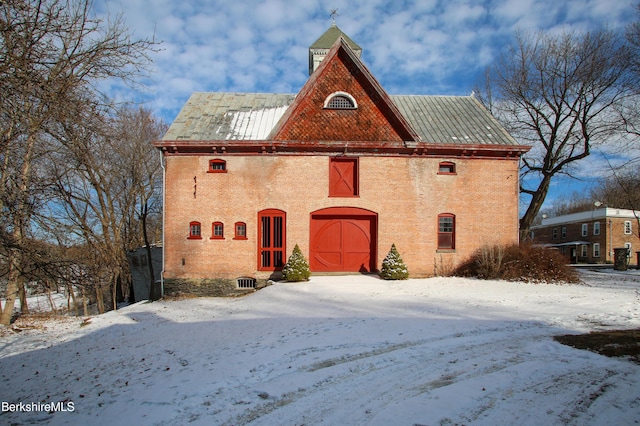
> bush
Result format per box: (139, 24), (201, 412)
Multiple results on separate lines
(380, 244), (409, 280)
(434, 254), (455, 277)
(454, 243), (579, 283)
(282, 244), (311, 282)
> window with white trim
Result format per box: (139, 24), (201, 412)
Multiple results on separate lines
(581, 244), (588, 257)
(236, 277), (256, 289)
(593, 243), (600, 258)
(593, 222), (600, 236)
(581, 223), (588, 237)
(624, 221), (632, 235)
(324, 92), (357, 109)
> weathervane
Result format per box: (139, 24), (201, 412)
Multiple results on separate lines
(330, 8), (339, 24)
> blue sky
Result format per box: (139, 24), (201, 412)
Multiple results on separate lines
(95, 0), (639, 211)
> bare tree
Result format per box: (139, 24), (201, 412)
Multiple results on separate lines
(539, 192), (595, 218)
(628, 4), (640, 78)
(111, 107), (166, 301)
(591, 166), (640, 211)
(47, 105), (165, 312)
(592, 163), (640, 256)
(476, 29), (636, 241)
(0, 0), (156, 324)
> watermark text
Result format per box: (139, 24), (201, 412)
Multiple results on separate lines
(2, 401), (75, 413)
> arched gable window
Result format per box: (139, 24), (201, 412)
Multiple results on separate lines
(323, 91), (357, 109)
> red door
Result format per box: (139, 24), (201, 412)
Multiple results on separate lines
(258, 209), (286, 271)
(310, 208), (377, 272)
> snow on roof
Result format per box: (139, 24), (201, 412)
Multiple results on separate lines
(534, 208), (640, 228)
(163, 92), (518, 146)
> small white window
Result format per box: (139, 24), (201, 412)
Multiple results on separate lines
(581, 223), (588, 237)
(624, 221), (632, 235)
(236, 277), (256, 289)
(581, 245), (588, 257)
(625, 242), (632, 258)
(561, 226), (567, 239)
(593, 222), (600, 236)
(324, 91), (357, 109)
(593, 243), (600, 258)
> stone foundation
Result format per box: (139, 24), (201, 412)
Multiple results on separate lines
(162, 277), (271, 297)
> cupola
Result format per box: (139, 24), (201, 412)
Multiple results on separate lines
(308, 23), (362, 75)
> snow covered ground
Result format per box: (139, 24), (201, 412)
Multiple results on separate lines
(1, 269), (640, 425)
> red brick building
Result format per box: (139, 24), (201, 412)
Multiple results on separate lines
(154, 25), (530, 295)
(530, 208), (639, 266)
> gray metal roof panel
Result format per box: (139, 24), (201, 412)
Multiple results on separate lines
(163, 92), (518, 146)
(391, 95), (517, 145)
(162, 92), (295, 141)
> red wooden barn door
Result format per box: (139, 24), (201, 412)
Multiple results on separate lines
(310, 207), (377, 272)
(329, 158), (358, 197)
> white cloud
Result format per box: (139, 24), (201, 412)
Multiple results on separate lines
(92, 0), (637, 123)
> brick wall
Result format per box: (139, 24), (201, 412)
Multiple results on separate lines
(532, 216), (638, 265)
(272, 49), (412, 142)
(162, 153), (521, 284)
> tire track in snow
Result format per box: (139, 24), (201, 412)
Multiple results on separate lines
(221, 321), (548, 425)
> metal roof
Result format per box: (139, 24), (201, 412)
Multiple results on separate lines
(163, 92), (519, 147)
(309, 24), (361, 52)
(163, 92), (295, 141)
(392, 95), (516, 145)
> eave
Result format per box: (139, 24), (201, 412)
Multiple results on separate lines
(153, 139), (531, 159)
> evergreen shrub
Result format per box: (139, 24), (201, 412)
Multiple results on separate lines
(282, 244), (311, 282)
(380, 244), (409, 280)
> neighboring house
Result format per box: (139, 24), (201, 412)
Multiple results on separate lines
(530, 207), (639, 265)
(154, 25), (530, 296)
(127, 246), (162, 301)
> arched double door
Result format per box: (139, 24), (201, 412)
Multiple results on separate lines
(310, 207), (377, 272)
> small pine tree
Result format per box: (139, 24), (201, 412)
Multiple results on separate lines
(282, 244), (311, 282)
(380, 244), (409, 280)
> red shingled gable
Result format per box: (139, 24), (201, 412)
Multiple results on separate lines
(269, 38), (419, 143)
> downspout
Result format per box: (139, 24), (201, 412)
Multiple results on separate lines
(159, 149), (166, 298)
(609, 218), (613, 262)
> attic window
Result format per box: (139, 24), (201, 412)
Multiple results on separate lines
(324, 92), (357, 109)
(438, 162), (456, 174)
(208, 159), (226, 173)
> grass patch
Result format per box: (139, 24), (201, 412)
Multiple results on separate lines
(554, 329), (640, 364)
